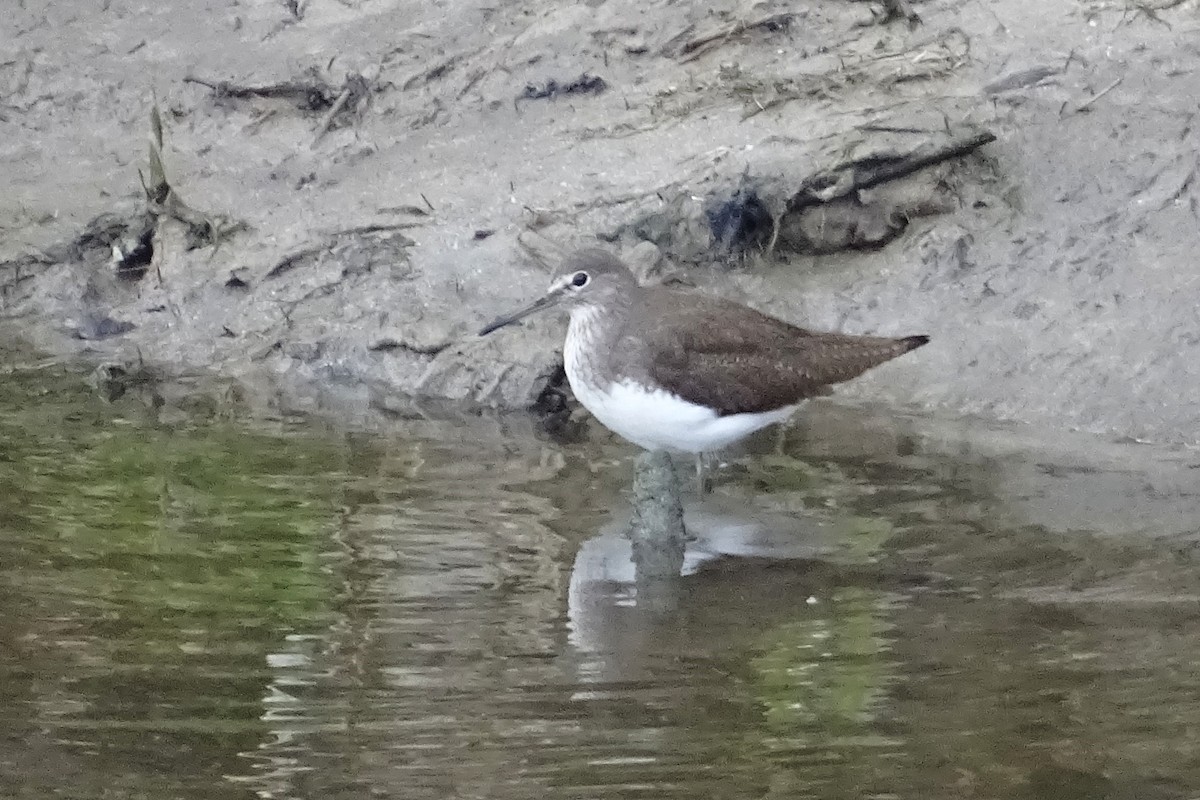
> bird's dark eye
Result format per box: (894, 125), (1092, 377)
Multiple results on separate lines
(571, 271), (589, 287)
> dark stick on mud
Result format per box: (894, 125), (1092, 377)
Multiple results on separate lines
(311, 71), (374, 146)
(788, 130), (997, 211)
(516, 73), (607, 105)
(184, 75), (336, 113)
(311, 86), (353, 146)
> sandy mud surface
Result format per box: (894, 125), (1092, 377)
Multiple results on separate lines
(2, 0), (1199, 444)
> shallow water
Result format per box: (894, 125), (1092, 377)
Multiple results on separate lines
(2, 363), (1200, 800)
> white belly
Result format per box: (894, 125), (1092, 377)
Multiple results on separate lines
(567, 371), (799, 453)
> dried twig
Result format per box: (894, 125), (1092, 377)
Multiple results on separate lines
(184, 73), (336, 112)
(676, 13), (795, 61)
(311, 86), (354, 146)
(737, 29), (970, 119)
(1072, 76), (1124, 114)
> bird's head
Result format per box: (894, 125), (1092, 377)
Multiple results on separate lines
(478, 248), (637, 335)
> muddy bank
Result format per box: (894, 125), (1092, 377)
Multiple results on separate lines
(3, 0), (1199, 444)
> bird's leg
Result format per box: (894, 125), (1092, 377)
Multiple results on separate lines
(695, 452), (713, 495)
(630, 449), (686, 612)
(631, 449), (686, 545)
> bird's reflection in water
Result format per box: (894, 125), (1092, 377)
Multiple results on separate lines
(567, 451), (844, 680)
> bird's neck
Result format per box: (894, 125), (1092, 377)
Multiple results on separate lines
(565, 303), (626, 387)
(567, 303), (624, 346)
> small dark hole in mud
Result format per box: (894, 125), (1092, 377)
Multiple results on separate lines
(706, 188), (774, 253)
(115, 227), (154, 281)
(303, 88), (332, 112)
(184, 221), (220, 251)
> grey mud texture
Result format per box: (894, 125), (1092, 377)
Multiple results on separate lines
(3, 0), (1200, 445)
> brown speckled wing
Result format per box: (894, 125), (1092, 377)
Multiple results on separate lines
(638, 291), (928, 416)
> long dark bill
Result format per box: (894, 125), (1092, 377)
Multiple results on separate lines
(478, 292), (560, 336)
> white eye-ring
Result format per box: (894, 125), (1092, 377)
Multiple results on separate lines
(570, 271), (589, 288)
